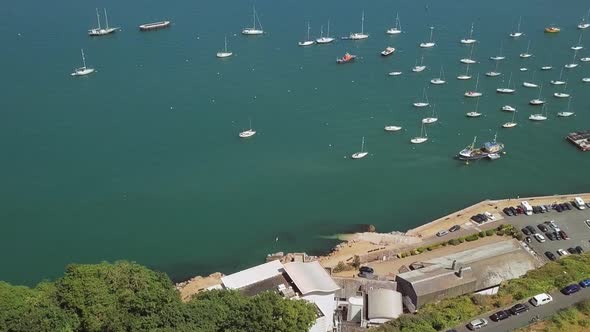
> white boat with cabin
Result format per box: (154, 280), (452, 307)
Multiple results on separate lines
(551, 68), (566, 85)
(381, 47), (395, 56)
(384, 125), (402, 132)
(242, 6), (264, 35)
(298, 22), (314, 46)
(502, 105), (516, 112)
(503, 111), (518, 128)
(430, 66), (446, 85)
(388, 71), (403, 76)
(412, 56), (426, 72)
(466, 98), (482, 117)
(464, 73), (482, 97)
(316, 21), (335, 44)
(497, 73), (515, 93)
(557, 98), (575, 117)
(460, 23), (477, 44)
(529, 104), (548, 121)
(88, 8), (119, 36)
(460, 44), (477, 64)
(413, 87), (430, 107)
(216, 36), (233, 58)
(349, 11), (369, 40)
(386, 13), (402, 34)
(522, 71), (538, 88)
(529, 86), (545, 105)
(71, 49), (95, 76)
(571, 32), (584, 50)
(351, 137), (368, 159)
(457, 64), (472, 80)
(239, 118), (256, 138)
(565, 49), (579, 68)
(519, 41), (533, 58)
(578, 9), (590, 29)
(422, 104), (438, 124)
(510, 16), (524, 37)
(541, 66), (552, 70)
(486, 61), (501, 77)
(419, 27), (435, 48)
(410, 123), (428, 144)
(490, 42), (506, 60)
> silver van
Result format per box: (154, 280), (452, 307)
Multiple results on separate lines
(530, 293), (553, 306)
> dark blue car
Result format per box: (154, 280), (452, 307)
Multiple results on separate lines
(580, 279), (590, 288)
(562, 284), (581, 295)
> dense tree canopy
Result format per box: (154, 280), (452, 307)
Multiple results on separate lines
(0, 261), (317, 332)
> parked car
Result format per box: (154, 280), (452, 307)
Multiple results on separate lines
(437, 230), (449, 237)
(530, 293), (553, 307)
(564, 202), (573, 210)
(545, 251), (557, 261)
(579, 279), (590, 288)
(467, 318), (488, 330)
(557, 249), (569, 256)
(562, 284), (581, 295)
(547, 220), (558, 229)
(555, 204), (563, 212)
(526, 225), (537, 234)
(546, 232), (557, 241)
(449, 225), (461, 232)
(359, 266), (374, 274)
(533, 206), (541, 214)
(509, 303), (530, 315)
(538, 224), (548, 232)
(541, 205), (549, 213)
(490, 310), (510, 321)
(503, 207), (513, 216)
(522, 228), (531, 236)
(576, 246), (584, 254)
(559, 230), (569, 240)
(567, 247), (577, 254)
(510, 207), (518, 215)
(534, 234), (546, 243)
(516, 206), (524, 214)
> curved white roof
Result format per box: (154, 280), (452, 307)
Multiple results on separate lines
(367, 288), (403, 321)
(221, 260), (284, 290)
(283, 261), (340, 295)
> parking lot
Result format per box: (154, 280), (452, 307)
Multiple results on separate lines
(502, 205), (590, 261)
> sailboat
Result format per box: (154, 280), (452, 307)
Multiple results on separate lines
(466, 97), (482, 117)
(557, 97), (575, 117)
(541, 65), (553, 70)
(529, 85), (545, 105)
(510, 16), (524, 37)
(578, 8), (590, 29)
(571, 32), (584, 50)
(349, 11), (369, 40)
(412, 56), (426, 72)
(298, 22), (315, 46)
(460, 23), (477, 44)
(384, 124), (402, 131)
(430, 66), (446, 84)
(550, 68), (566, 85)
(565, 49), (579, 68)
(410, 123), (428, 144)
(583, 77), (590, 83)
(581, 57), (590, 62)
(239, 118), (256, 138)
(485, 60), (501, 77)
(460, 44), (477, 64)
(553, 81), (570, 98)
(386, 13), (402, 34)
(490, 42), (506, 60)
(88, 8), (119, 36)
(316, 21), (335, 44)
(502, 111), (518, 128)
(422, 104), (438, 124)
(529, 104), (548, 121)
(242, 6), (264, 35)
(522, 71), (538, 88)
(351, 137), (368, 159)
(457, 64), (472, 80)
(419, 26), (435, 48)
(464, 73), (482, 97)
(502, 105), (516, 112)
(71, 49), (95, 76)
(216, 35), (233, 58)
(413, 87), (430, 107)
(496, 73), (515, 93)
(519, 40), (533, 58)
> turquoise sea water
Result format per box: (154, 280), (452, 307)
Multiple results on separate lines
(1, 0), (590, 285)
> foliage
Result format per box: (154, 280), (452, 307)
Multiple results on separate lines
(0, 261), (318, 332)
(351, 255), (361, 269)
(464, 234), (479, 242)
(333, 261), (354, 273)
(485, 229), (495, 236)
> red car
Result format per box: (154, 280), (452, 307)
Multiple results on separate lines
(559, 230), (570, 240)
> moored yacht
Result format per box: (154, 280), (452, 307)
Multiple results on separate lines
(71, 49), (95, 76)
(464, 73), (482, 97)
(510, 16), (524, 37)
(410, 123), (428, 144)
(386, 13), (402, 34)
(412, 56), (426, 72)
(413, 87), (430, 107)
(422, 104), (438, 124)
(503, 111), (518, 128)
(430, 66), (446, 84)
(460, 23), (477, 44)
(502, 105), (516, 112)
(578, 9), (590, 29)
(349, 11), (369, 40)
(457, 64), (472, 80)
(466, 98), (482, 117)
(384, 125), (402, 132)
(298, 22), (314, 46)
(496, 72), (515, 93)
(529, 86), (545, 105)
(519, 41), (533, 58)
(529, 104), (548, 120)
(550, 68), (566, 85)
(316, 21), (335, 44)
(460, 44), (477, 64)
(351, 137), (368, 159)
(216, 36), (233, 58)
(88, 8), (119, 36)
(238, 118), (256, 138)
(381, 47), (395, 56)
(557, 98), (575, 117)
(457, 135), (504, 161)
(419, 26), (435, 48)
(242, 6), (264, 35)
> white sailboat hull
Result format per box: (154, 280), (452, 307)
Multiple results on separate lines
(464, 91), (482, 98)
(422, 117), (438, 124)
(466, 112), (482, 118)
(419, 42), (435, 48)
(541, 66), (553, 70)
(457, 75), (472, 80)
(298, 41), (315, 46)
(239, 130), (256, 138)
(557, 112), (574, 117)
(529, 99), (545, 105)
(529, 115), (547, 121)
(460, 58), (476, 64)
(386, 28), (401, 34)
(554, 93), (570, 98)
(496, 88), (515, 94)
(519, 67), (528, 72)
(523, 82), (538, 88)
(349, 33), (369, 40)
(460, 39), (477, 44)
(412, 66), (426, 72)
(510, 32), (523, 37)
(430, 79), (446, 85)
(216, 52), (233, 58)
(571, 46), (583, 50)
(581, 57), (590, 62)
(490, 56), (506, 60)
(411, 137), (428, 144)
(242, 29), (263, 35)
(384, 126), (402, 132)
(579, 23), (590, 29)
(519, 53), (533, 58)
(550, 80), (566, 85)
(502, 122), (517, 128)
(388, 72), (403, 76)
(502, 106), (516, 112)
(351, 152), (368, 159)
(485, 72), (501, 77)
(316, 37), (334, 44)
(71, 68), (95, 76)
(413, 102), (429, 108)
(583, 78), (590, 83)
(88, 27), (119, 36)
(565, 63), (578, 69)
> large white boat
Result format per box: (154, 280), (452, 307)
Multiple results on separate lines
(351, 137), (368, 159)
(557, 98), (575, 117)
(510, 16), (524, 37)
(298, 22), (314, 46)
(529, 86), (545, 105)
(316, 20), (335, 44)
(464, 73), (482, 97)
(239, 118), (256, 138)
(386, 13), (402, 34)
(422, 104), (438, 124)
(419, 26), (435, 48)
(71, 49), (95, 76)
(551, 68), (566, 85)
(503, 111), (518, 128)
(413, 87), (429, 107)
(460, 44), (477, 64)
(460, 22), (477, 44)
(88, 8), (119, 36)
(412, 56), (426, 72)
(466, 98), (482, 117)
(457, 64), (472, 80)
(242, 6), (264, 35)
(581, 57), (590, 62)
(410, 123), (428, 144)
(381, 47), (395, 56)
(519, 40), (533, 58)
(216, 36), (233, 58)
(496, 72), (515, 93)
(502, 105), (516, 112)
(529, 104), (548, 121)
(349, 11), (369, 40)
(430, 66), (446, 85)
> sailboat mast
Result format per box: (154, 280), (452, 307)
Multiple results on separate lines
(307, 22), (310, 40)
(475, 73), (480, 90)
(252, 6), (256, 29)
(81, 49), (86, 68)
(224, 35), (227, 52)
(508, 72), (512, 87)
(469, 22), (474, 38)
(104, 8), (109, 29)
(517, 16), (522, 31)
(361, 137), (365, 152)
(429, 27), (434, 41)
(95, 8), (101, 29)
(327, 20), (330, 37)
(361, 11), (364, 34)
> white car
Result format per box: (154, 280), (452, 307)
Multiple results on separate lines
(468, 318), (488, 330)
(437, 230), (449, 237)
(534, 234), (546, 243)
(531, 293), (553, 306)
(484, 212), (496, 220)
(557, 249), (569, 256)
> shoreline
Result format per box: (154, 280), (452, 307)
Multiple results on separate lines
(177, 192), (590, 300)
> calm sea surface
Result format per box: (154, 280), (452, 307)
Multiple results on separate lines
(1, 0), (590, 285)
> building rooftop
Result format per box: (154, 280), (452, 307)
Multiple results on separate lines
(221, 260), (284, 290)
(367, 288), (403, 321)
(283, 261), (340, 295)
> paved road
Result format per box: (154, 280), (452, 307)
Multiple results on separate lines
(454, 287), (590, 331)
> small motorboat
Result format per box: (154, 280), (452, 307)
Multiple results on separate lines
(384, 125), (402, 132)
(541, 66), (553, 70)
(581, 57), (590, 62)
(529, 99), (545, 105)
(554, 92), (570, 98)
(388, 71), (403, 76)
(337, 53), (356, 64)
(485, 71), (501, 77)
(583, 77), (590, 83)
(381, 47), (395, 56)
(502, 122), (517, 128)
(464, 91), (482, 98)
(490, 56), (506, 61)
(523, 82), (538, 88)
(239, 129), (256, 138)
(519, 67), (528, 72)
(544, 26), (561, 33)
(502, 105), (516, 112)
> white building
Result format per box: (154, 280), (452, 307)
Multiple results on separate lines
(366, 288), (403, 326)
